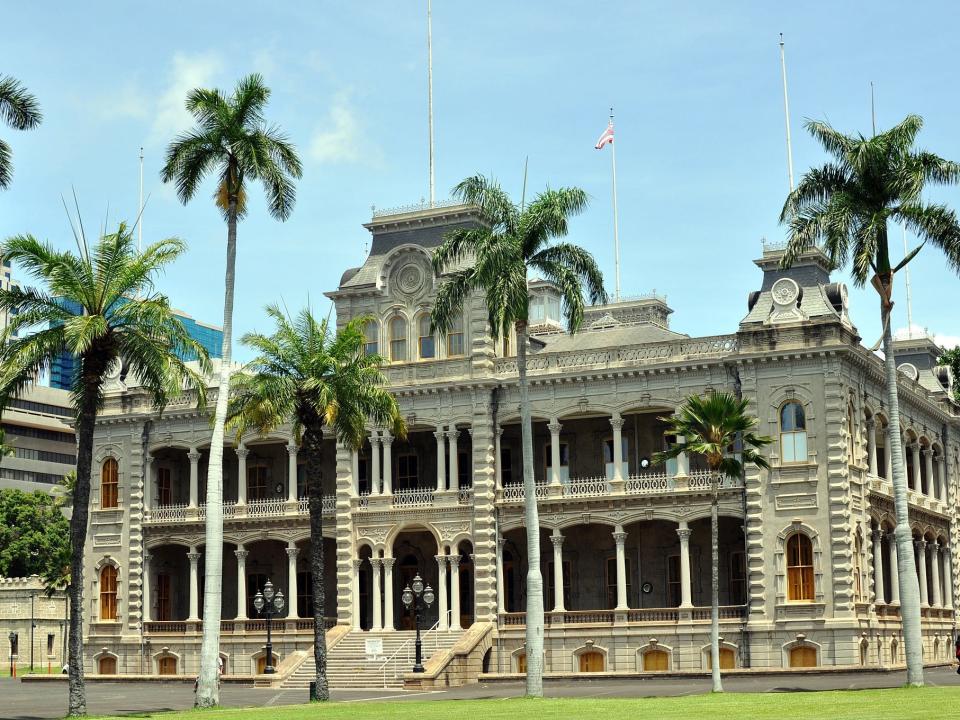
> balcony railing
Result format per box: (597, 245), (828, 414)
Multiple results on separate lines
(498, 605), (748, 627)
(143, 617), (337, 634)
(392, 487), (435, 508)
(147, 496), (336, 525)
(497, 472), (743, 504)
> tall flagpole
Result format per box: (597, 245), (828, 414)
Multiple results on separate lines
(427, 0), (435, 206)
(902, 224), (914, 337)
(609, 108), (621, 302)
(779, 33), (795, 192)
(138, 147), (144, 253)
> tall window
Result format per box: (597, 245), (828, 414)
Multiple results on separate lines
(853, 533), (864, 601)
(667, 555), (681, 607)
(729, 551), (746, 605)
(605, 556), (632, 609)
(544, 441), (570, 482)
(500, 447), (513, 485)
(247, 464), (269, 501)
(297, 571), (313, 618)
(786, 533), (815, 601)
(101, 458), (119, 509)
(780, 402), (807, 464)
(418, 314), (435, 359)
(447, 314), (465, 357)
(156, 573), (171, 621)
(396, 453), (418, 490)
(389, 316), (407, 362)
(364, 321), (379, 356)
(157, 467), (172, 506)
(99, 565), (118, 620)
(502, 334), (511, 357)
(846, 403), (857, 463)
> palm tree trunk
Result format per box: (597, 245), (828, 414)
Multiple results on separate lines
(516, 320), (544, 697)
(196, 199), (238, 707)
(710, 482), (722, 693)
(303, 422), (328, 701)
(880, 295), (924, 685)
(66, 382), (99, 717)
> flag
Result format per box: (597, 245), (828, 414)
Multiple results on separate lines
(595, 122), (614, 150)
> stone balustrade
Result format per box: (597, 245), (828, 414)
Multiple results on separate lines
(497, 604), (749, 627)
(496, 472), (744, 505)
(146, 496), (336, 525)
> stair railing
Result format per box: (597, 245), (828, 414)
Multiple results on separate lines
(377, 610), (455, 687)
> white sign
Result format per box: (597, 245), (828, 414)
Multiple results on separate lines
(364, 637), (384, 658)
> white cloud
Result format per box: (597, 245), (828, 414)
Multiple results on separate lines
(309, 93), (380, 166)
(149, 51), (225, 143)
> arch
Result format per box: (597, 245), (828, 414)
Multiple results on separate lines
(153, 648), (182, 675)
(101, 457), (119, 508)
(785, 533), (815, 602)
(511, 647), (527, 674)
(384, 521), (442, 549)
(99, 564), (119, 620)
(890, 638), (900, 664)
(776, 522), (822, 603)
(702, 645), (738, 670)
(93, 649), (119, 675)
(635, 642), (673, 672)
(388, 314), (408, 362)
(252, 649), (280, 674)
(782, 639), (820, 668)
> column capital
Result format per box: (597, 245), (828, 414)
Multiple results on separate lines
(548, 421), (562, 435)
(352, 558), (363, 571)
(550, 534), (564, 549)
(369, 557), (383, 569)
(871, 529), (884, 543)
(676, 527), (692, 542)
(144, 454), (154, 466)
(234, 549), (249, 561)
(381, 434), (394, 447)
(866, 416), (876, 429)
(286, 547), (300, 560)
(914, 538), (927, 551)
(446, 429), (461, 441)
(887, 530), (898, 545)
(612, 531), (627, 545)
(286, 442), (299, 454)
(187, 450), (201, 463)
(236, 447), (249, 459)
(187, 552), (201, 563)
(449, 555), (461, 569)
(609, 416), (625, 431)
(496, 426), (504, 438)
(921, 447), (934, 458)
(434, 430), (446, 441)
(435, 554), (448, 565)
(143, 553), (152, 564)
(370, 431), (382, 445)
(383, 557), (396, 570)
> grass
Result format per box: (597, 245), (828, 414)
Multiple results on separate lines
(0, 663), (59, 677)
(83, 687), (960, 720)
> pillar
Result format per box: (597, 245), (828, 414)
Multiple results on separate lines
(435, 427), (447, 492)
(383, 558), (395, 631)
(495, 537), (505, 613)
(550, 533), (565, 612)
(142, 553), (152, 623)
(929, 542), (941, 607)
(923, 448), (934, 496)
(884, 431), (892, 480)
(938, 456), (948, 503)
(494, 427), (503, 489)
(287, 443), (299, 502)
(866, 418), (878, 476)
(351, 449), (360, 496)
(613, 526), (628, 610)
(916, 539), (929, 607)
(436, 554), (449, 630)
(911, 443), (921, 492)
(449, 555), (461, 629)
(352, 559), (362, 629)
(235, 547), (248, 620)
(287, 543), (299, 618)
(677, 521), (693, 608)
(370, 432), (381, 495)
(370, 558), (383, 630)
(143, 455), (153, 513)
(610, 415), (625, 481)
(943, 547), (954, 608)
(381, 432), (393, 495)
(236, 447), (248, 505)
(187, 548), (201, 621)
(447, 429), (460, 490)
(887, 532), (900, 604)
(188, 450), (200, 508)
(548, 420), (562, 485)
(871, 529), (885, 605)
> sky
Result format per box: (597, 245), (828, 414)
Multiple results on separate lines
(4, 1), (960, 363)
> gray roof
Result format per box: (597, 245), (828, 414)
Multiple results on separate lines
(741, 284), (841, 325)
(532, 323), (686, 353)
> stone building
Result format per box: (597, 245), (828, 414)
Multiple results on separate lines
(0, 576), (68, 673)
(82, 202), (959, 681)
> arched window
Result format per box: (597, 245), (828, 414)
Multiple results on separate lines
(847, 402), (856, 463)
(363, 321), (379, 356)
(578, 650), (605, 672)
(642, 648), (669, 671)
(779, 402), (807, 464)
(158, 656), (177, 675)
(389, 317), (407, 362)
(101, 458), (119, 509)
(100, 565), (118, 620)
(447, 314), (465, 357)
(417, 314), (435, 359)
(853, 533), (864, 601)
(98, 656), (117, 675)
(786, 534), (814, 602)
(789, 645), (817, 667)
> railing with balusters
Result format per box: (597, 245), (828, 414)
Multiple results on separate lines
(392, 487), (435, 508)
(500, 483), (551, 502)
(148, 503), (187, 522)
(147, 496), (336, 524)
(378, 610), (455, 687)
(625, 472), (671, 494)
(457, 488), (473, 505)
(562, 477), (610, 498)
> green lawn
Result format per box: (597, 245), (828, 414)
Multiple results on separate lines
(86, 688), (960, 720)
(0, 664), (59, 677)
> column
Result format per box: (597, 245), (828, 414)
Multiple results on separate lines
(188, 450), (201, 508)
(911, 443), (921, 492)
(143, 455), (153, 513)
(447, 429), (460, 490)
(610, 415), (625, 482)
(236, 447), (248, 505)
(930, 543), (942, 607)
(436, 554), (449, 630)
(495, 537), (505, 613)
(187, 548), (201, 621)
(550, 533), (565, 612)
(235, 547), (248, 620)
(922, 448), (934, 497)
(938, 456), (948, 503)
(494, 427), (503, 489)
(287, 444), (299, 502)
(142, 553), (152, 623)
(887, 532), (900, 604)
(548, 420), (562, 485)
(381, 432), (393, 495)
(287, 543), (299, 618)
(866, 418), (878, 476)
(351, 559), (363, 629)
(871, 530), (885, 604)
(677, 521), (693, 608)
(383, 558), (395, 631)
(884, 431), (892, 479)
(449, 555), (461, 629)
(351, 449), (360, 496)
(370, 558), (383, 630)
(916, 539), (929, 607)
(370, 432), (381, 495)
(435, 427), (447, 492)
(943, 547), (954, 608)
(613, 526), (628, 610)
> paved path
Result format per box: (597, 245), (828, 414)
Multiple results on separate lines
(4, 667), (959, 719)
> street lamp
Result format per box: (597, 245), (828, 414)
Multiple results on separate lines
(8, 631), (16, 678)
(252, 580), (285, 674)
(401, 573), (435, 672)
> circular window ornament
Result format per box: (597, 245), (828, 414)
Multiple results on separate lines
(897, 362), (919, 381)
(771, 277), (800, 307)
(396, 263), (425, 296)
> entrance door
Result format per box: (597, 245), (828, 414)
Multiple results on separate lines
(256, 653), (278, 674)
(156, 574), (171, 621)
(643, 649), (669, 671)
(789, 646), (817, 668)
(707, 648), (736, 669)
(578, 651), (605, 672)
(158, 656), (177, 675)
(98, 657), (117, 675)
(398, 555), (419, 630)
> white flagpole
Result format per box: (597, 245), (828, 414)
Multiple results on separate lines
(779, 33), (795, 192)
(138, 146), (144, 253)
(902, 224), (914, 337)
(609, 108), (621, 302)
(427, 0), (435, 206)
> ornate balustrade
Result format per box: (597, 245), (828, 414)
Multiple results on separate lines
(624, 472), (671, 494)
(562, 477), (610, 498)
(149, 503), (187, 523)
(498, 605), (748, 628)
(500, 483), (551, 502)
(392, 487), (435, 508)
(457, 488), (474, 505)
(145, 617), (337, 635)
(146, 496), (336, 525)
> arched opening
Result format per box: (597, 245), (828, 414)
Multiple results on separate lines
(481, 647), (492, 674)
(789, 645), (817, 668)
(515, 651), (527, 673)
(158, 656), (177, 675)
(390, 529), (440, 630)
(101, 457), (119, 509)
(455, 539), (475, 628)
(786, 533), (814, 602)
(256, 653), (278, 674)
(98, 656), (117, 675)
(642, 648), (669, 672)
(99, 565), (118, 620)
(779, 402), (807, 464)
(578, 650), (605, 672)
(859, 640), (869, 666)
(706, 647), (736, 669)
(890, 639), (899, 664)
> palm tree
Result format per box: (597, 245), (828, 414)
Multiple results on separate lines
(430, 174), (606, 697)
(0, 224), (208, 716)
(780, 115), (960, 686)
(0, 427), (14, 460)
(0, 75), (42, 189)
(657, 392), (770, 693)
(227, 307), (403, 701)
(161, 72), (302, 707)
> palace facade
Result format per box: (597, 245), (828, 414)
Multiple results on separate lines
(82, 202), (959, 682)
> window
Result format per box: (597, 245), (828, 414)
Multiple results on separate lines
(418, 314), (435, 359)
(157, 574), (171, 621)
(500, 447), (513, 485)
(515, 651), (526, 673)
(546, 560), (572, 610)
(101, 458), (119, 508)
(530, 297), (545, 323)
(729, 551), (746, 605)
(667, 555), (681, 607)
(847, 403), (857, 463)
(458, 451), (470, 488)
(297, 571), (313, 618)
(256, 654), (278, 674)
(707, 648), (736, 669)
(544, 441), (570, 483)
(396, 453), (418, 490)
(357, 455), (371, 495)
(853, 533), (864, 602)
(157, 467), (172, 506)
(786, 534), (815, 602)
(447, 315), (465, 357)
(389, 316), (407, 362)
(247, 464), (269, 501)
(364, 321), (379, 356)
(297, 463), (308, 499)
(47, 634), (54, 656)
(605, 556), (632, 609)
(99, 565), (118, 620)
(546, 296), (560, 323)
(9, 633), (17, 656)
(604, 436), (629, 479)
(502, 334), (511, 357)
(780, 402), (807, 464)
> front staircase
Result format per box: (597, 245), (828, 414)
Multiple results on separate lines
(281, 628), (462, 689)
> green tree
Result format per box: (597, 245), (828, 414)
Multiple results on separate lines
(0, 427), (14, 459)
(0, 488), (70, 579)
(780, 115), (960, 686)
(430, 175), (606, 697)
(939, 347), (960, 402)
(0, 75), (42, 189)
(656, 392), (770, 693)
(161, 73), (302, 708)
(0, 224), (209, 716)
(228, 307), (402, 700)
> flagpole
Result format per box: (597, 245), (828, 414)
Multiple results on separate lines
(610, 107), (621, 303)
(138, 147), (144, 253)
(779, 33), (795, 192)
(427, 0), (435, 207)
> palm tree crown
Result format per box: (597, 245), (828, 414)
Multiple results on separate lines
(0, 75), (42, 189)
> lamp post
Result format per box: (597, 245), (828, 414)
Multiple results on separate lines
(252, 580), (284, 674)
(401, 573), (435, 673)
(8, 631), (16, 678)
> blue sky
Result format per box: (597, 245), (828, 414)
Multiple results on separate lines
(4, 2), (960, 361)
